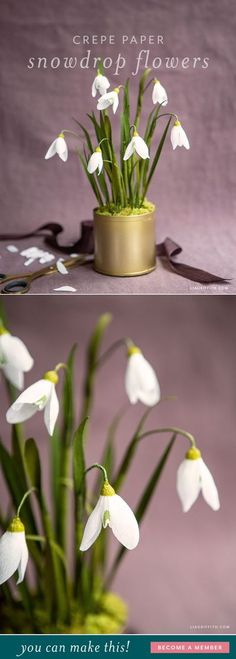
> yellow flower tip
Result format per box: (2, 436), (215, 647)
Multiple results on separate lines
(174, 120), (181, 127)
(95, 146), (102, 153)
(8, 516), (25, 533)
(127, 345), (141, 357)
(185, 446), (201, 460)
(43, 370), (59, 385)
(113, 87), (120, 94)
(58, 132), (65, 139)
(133, 129), (139, 137)
(153, 78), (160, 85)
(0, 325), (9, 336)
(101, 481), (116, 497)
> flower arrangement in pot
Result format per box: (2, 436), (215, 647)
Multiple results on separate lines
(0, 311), (219, 634)
(45, 66), (190, 277)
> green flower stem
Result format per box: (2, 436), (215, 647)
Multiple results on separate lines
(95, 337), (128, 370)
(85, 463), (108, 483)
(17, 487), (37, 517)
(138, 427), (196, 447)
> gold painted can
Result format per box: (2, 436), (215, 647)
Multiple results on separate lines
(93, 208), (156, 277)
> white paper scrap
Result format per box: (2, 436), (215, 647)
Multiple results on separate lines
(6, 245), (19, 253)
(53, 286), (77, 292)
(56, 259), (69, 275)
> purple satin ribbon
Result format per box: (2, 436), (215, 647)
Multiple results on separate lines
(0, 221), (229, 285)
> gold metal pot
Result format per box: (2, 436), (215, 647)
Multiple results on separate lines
(93, 207), (156, 277)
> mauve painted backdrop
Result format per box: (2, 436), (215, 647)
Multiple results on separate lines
(1, 295), (235, 633)
(0, 0), (235, 294)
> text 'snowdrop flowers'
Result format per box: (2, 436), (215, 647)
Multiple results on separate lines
(87, 147), (103, 175)
(152, 79), (168, 106)
(171, 120), (190, 150)
(125, 344), (161, 407)
(97, 87), (121, 114)
(92, 72), (110, 97)
(6, 368), (61, 436)
(0, 322), (34, 390)
(80, 480), (139, 551)
(177, 446), (220, 512)
(123, 129), (150, 161)
(0, 517), (28, 586)
(45, 133), (68, 162)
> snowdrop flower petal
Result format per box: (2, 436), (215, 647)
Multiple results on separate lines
(123, 140), (135, 161)
(2, 364), (24, 390)
(92, 73), (110, 97)
(80, 498), (104, 551)
(6, 379), (51, 424)
(177, 447), (220, 512)
(45, 134), (68, 162)
(177, 458), (202, 512)
(6, 372), (59, 435)
(16, 540), (29, 585)
(87, 148), (103, 175)
(0, 328), (34, 390)
(97, 89), (120, 114)
(0, 518), (28, 586)
(45, 138), (57, 159)
(80, 480), (139, 552)
(200, 460), (220, 511)
(133, 135), (149, 160)
(125, 347), (161, 407)
(152, 80), (168, 106)
(0, 334), (33, 373)
(171, 121), (190, 150)
(44, 384), (59, 436)
(108, 495), (139, 550)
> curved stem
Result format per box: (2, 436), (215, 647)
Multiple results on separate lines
(17, 487), (37, 517)
(157, 112), (178, 122)
(85, 463), (108, 483)
(61, 129), (81, 139)
(55, 362), (67, 373)
(138, 427), (196, 447)
(95, 337), (130, 369)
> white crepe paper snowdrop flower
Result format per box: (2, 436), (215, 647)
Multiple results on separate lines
(45, 132), (68, 162)
(177, 446), (220, 512)
(125, 345), (161, 407)
(6, 367), (61, 436)
(123, 129), (150, 161)
(97, 87), (121, 114)
(0, 322), (34, 390)
(87, 147), (103, 175)
(92, 72), (110, 97)
(0, 516), (28, 586)
(152, 79), (168, 106)
(171, 120), (190, 150)
(80, 479), (139, 551)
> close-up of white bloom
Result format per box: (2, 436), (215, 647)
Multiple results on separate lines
(125, 346), (161, 407)
(152, 79), (168, 106)
(171, 120), (190, 150)
(97, 88), (120, 114)
(123, 130), (150, 161)
(6, 370), (59, 436)
(92, 72), (110, 97)
(45, 133), (68, 162)
(0, 517), (28, 585)
(87, 147), (103, 175)
(80, 481), (139, 551)
(177, 447), (220, 512)
(0, 325), (34, 390)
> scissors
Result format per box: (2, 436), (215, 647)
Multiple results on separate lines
(0, 255), (93, 294)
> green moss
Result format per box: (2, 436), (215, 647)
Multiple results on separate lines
(0, 591), (128, 635)
(95, 200), (155, 217)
